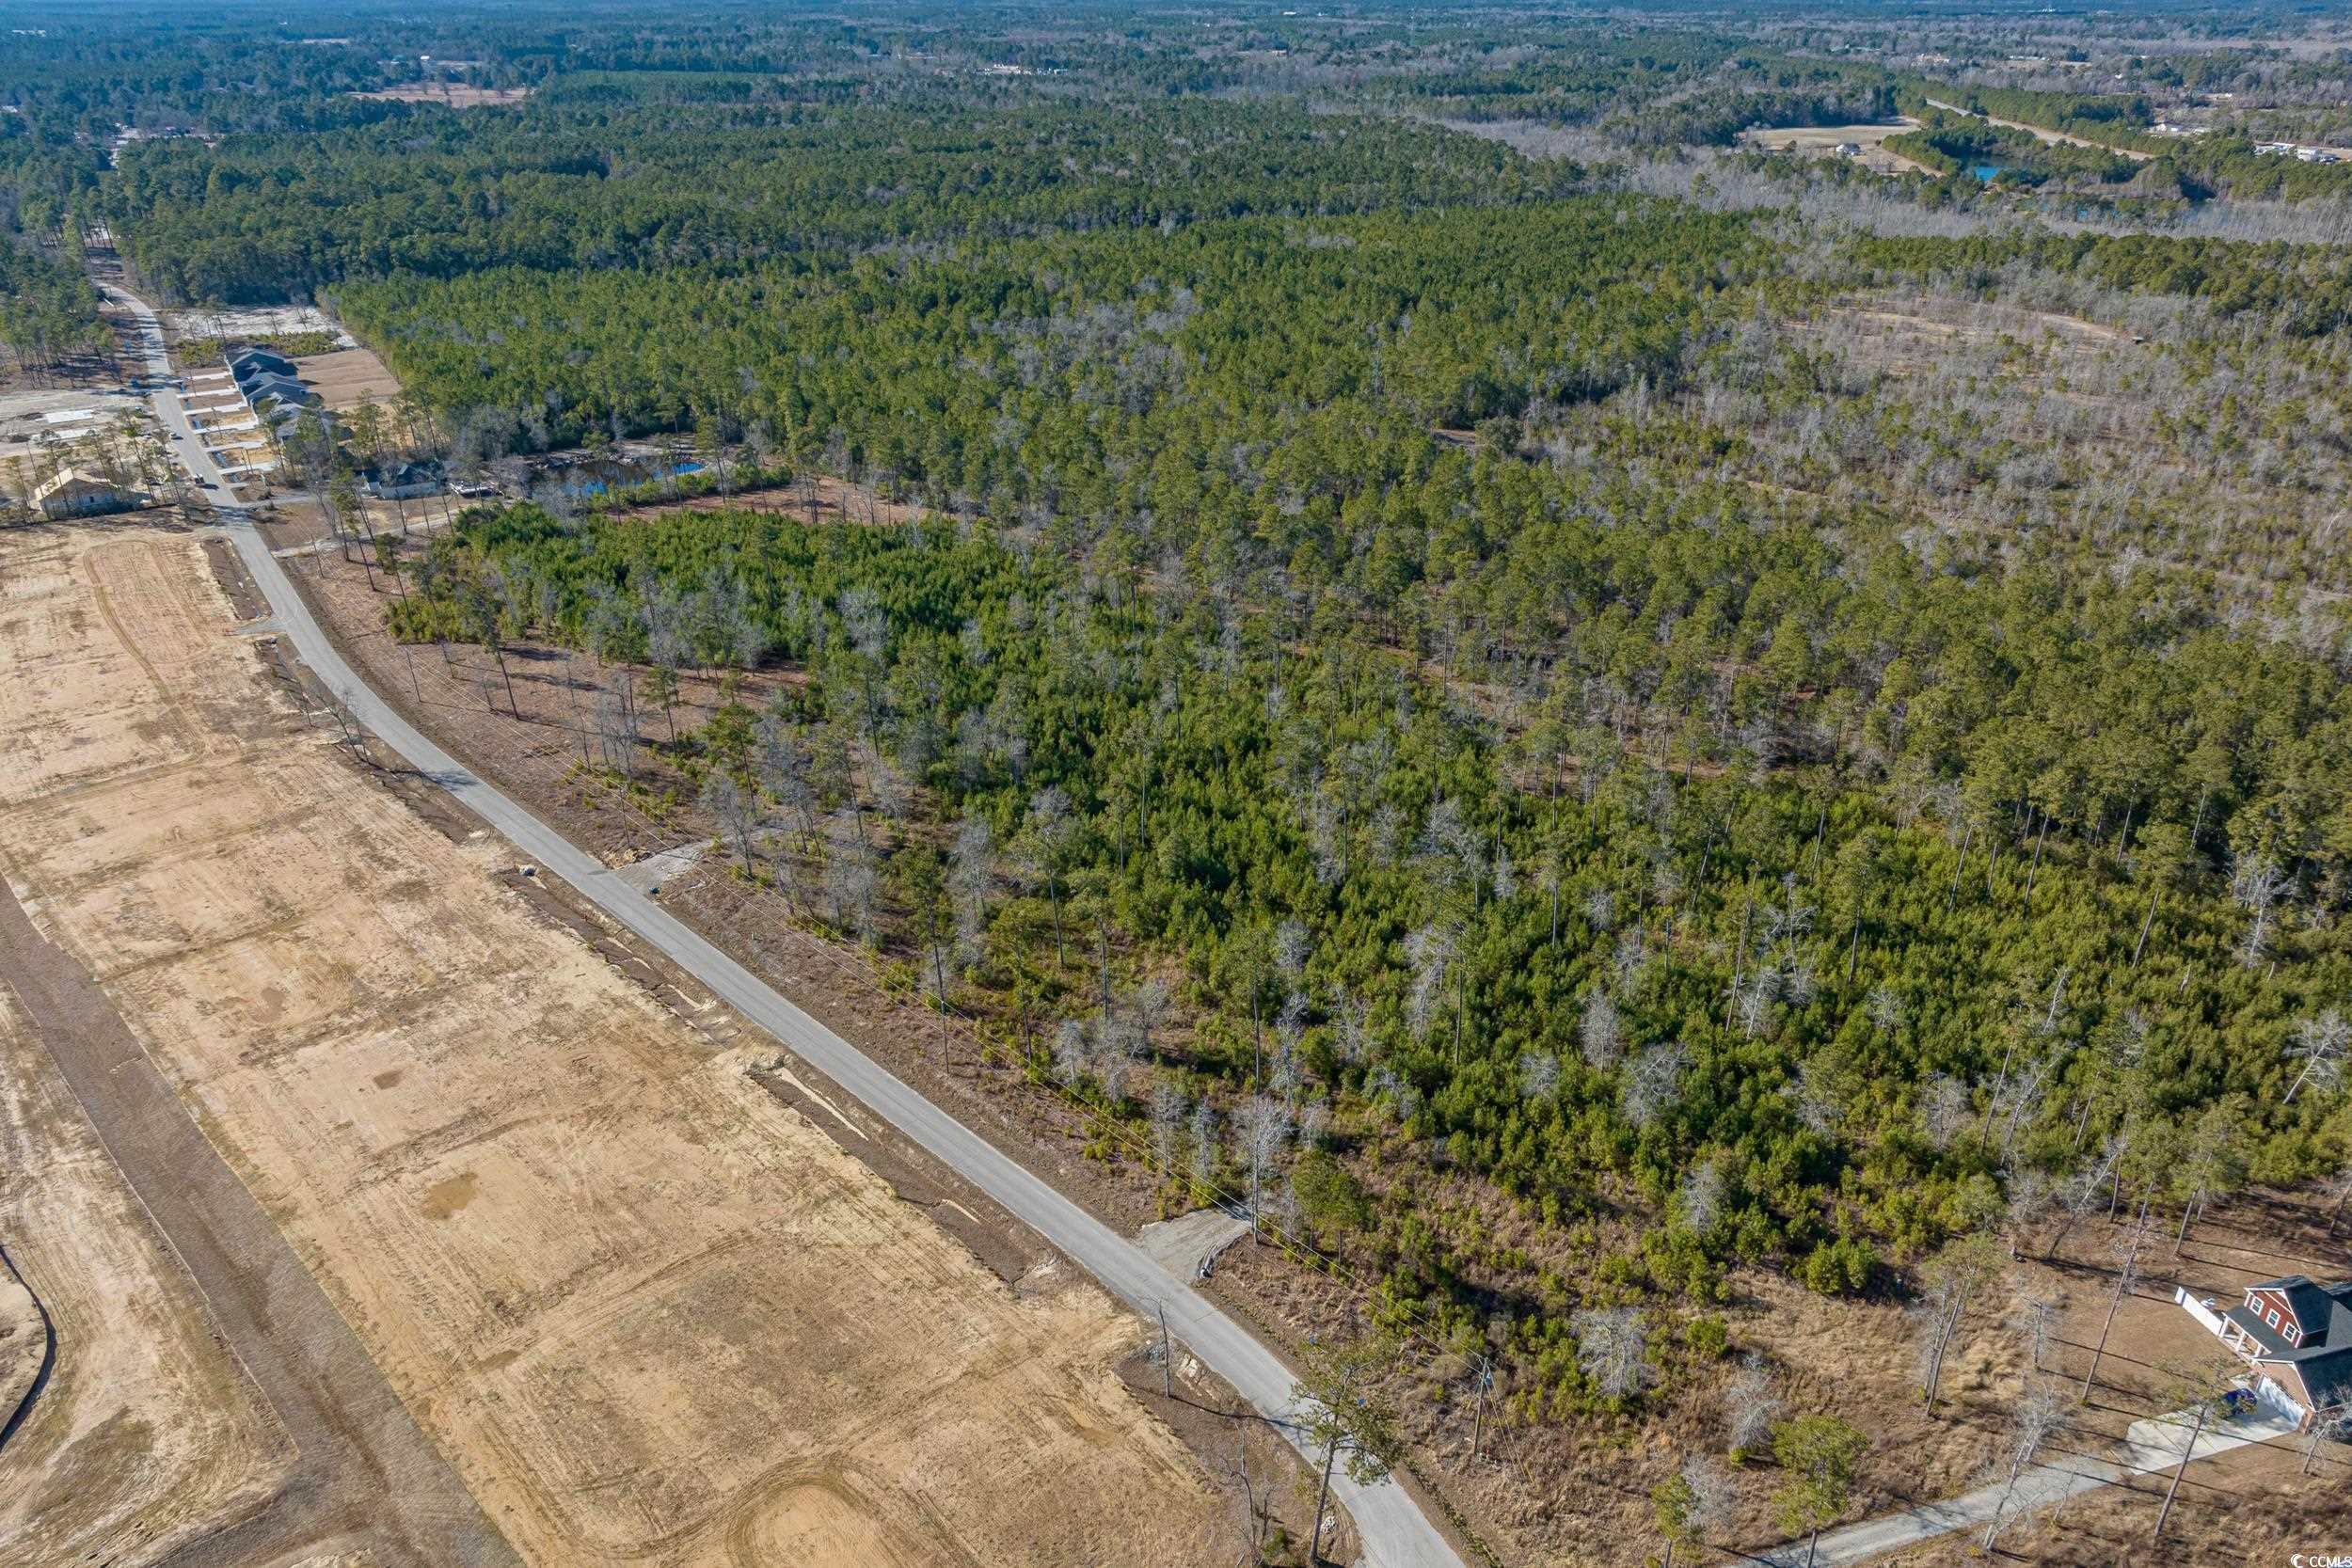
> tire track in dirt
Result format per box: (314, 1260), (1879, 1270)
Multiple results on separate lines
(0, 1243), (53, 1450)
(0, 877), (519, 1568)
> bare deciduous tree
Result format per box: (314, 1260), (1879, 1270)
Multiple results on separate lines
(822, 824), (879, 944)
(701, 770), (760, 869)
(1919, 1072), (1971, 1148)
(1574, 1306), (1652, 1400)
(1518, 1048), (1561, 1101)
(1581, 987), (1624, 1069)
(1405, 922), (1456, 1038)
(1187, 1100), (1217, 1190)
(2082, 1203), (2147, 1401)
(1622, 1040), (1691, 1129)
(1914, 1233), (2002, 1417)
(1238, 1095), (1293, 1235)
(1981, 1376), (2068, 1549)
(1724, 1353), (1781, 1455)
(1053, 1018), (1091, 1088)
(1149, 1081), (1186, 1175)
(1678, 1160), (1725, 1237)
(2044, 1134), (2126, 1259)
(1652, 1452), (1738, 1568)
(2232, 854), (2289, 968)
(2285, 1008), (2350, 1104)
(947, 809), (993, 964)
(2009, 1284), (2059, 1373)
(2327, 1159), (2352, 1238)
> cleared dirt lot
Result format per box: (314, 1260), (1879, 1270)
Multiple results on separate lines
(0, 983), (291, 1568)
(0, 521), (1235, 1567)
(1741, 120), (1934, 175)
(161, 303), (353, 350)
(349, 85), (533, 109)
(291, 347), (404, 413)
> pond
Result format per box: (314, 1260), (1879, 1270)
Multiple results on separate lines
(540, 458), (703, 497)
(1971, 163), (2010, 182)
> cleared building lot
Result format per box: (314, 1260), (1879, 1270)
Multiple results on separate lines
(0, 989), (292, 1568)
(0, 522), (1231, 1568)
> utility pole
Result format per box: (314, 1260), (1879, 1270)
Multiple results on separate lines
(1470, 1354), (1492, 1461)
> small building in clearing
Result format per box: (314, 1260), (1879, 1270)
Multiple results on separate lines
(31, 467), (142, 519)
(363, 459), (445, 499)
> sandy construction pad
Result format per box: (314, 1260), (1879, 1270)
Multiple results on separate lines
(0, 523), (1230, 1567)
(0, 985), (291, 1566)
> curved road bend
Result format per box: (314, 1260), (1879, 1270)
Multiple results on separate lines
(106, 283), (1470, 1568)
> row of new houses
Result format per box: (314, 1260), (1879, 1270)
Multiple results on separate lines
(222, 347), (446, 499)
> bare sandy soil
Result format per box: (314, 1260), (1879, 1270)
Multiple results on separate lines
(1741, 120), (1934, 176)
(0, 1257), (37, 1432)
(0, 522), (1238, 1568)
(0, 983), (292, 1568)
(349, 85), (534, 109)
(291, 347), (404, 413)
(0, 385), (154, 471)
(162, 304), (352, 350)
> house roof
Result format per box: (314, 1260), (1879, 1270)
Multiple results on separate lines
(31, 467), (121, 502)
(244, 373), (314, 405)
(2226, 1303), (2293, 1356)
(229, 348), (297, 379)
(2251, 1275), (2352, 1347)
(2258, 1344), (2352, 1414)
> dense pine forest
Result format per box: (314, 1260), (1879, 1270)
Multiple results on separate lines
(11, 0), (2352, 1559)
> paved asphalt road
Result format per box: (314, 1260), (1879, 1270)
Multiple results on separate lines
(107, 284), (1468, 1568)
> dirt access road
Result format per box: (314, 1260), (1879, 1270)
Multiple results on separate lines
(1923, 98), (2153, 161)
(108, 279), (1466, 1568)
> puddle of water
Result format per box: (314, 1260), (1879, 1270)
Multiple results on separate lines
(421, 1170), (478, 1220)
